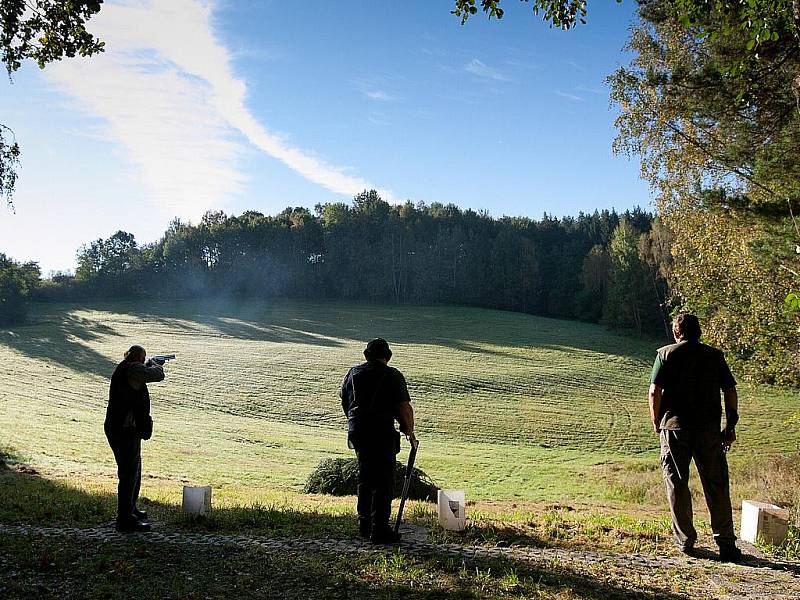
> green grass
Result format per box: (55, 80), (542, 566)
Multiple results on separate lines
(1, 300), (798, 506)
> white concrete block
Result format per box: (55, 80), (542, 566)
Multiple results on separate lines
(438, 490), (466, 531)
(183, 485), (212, 518)
(741, 500), (789, 546)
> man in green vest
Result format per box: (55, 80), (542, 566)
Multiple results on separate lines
(648, 313), (742, 562)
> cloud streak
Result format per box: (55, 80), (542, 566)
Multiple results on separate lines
(464, 59), (508, 81)
(45, 0), (392, 219)
(363, 89), (396, 101)
(554, 90), (584, 102)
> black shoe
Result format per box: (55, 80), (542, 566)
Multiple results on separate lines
(679, 545), (696, 557)
(133, 509), (148, 521)
(370, 528), (401, 545)
(115, 519), (152, 533)
(718, 546), (743, 563)
(357, 517), (371, 539)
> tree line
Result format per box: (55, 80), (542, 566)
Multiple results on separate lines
(0, 253), (39, 326)
(1, 191), (671, 338)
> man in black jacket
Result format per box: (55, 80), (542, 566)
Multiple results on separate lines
(648, 314), (742, 562)
(340, 338), (414, 544)
(105, 345), (165, 532)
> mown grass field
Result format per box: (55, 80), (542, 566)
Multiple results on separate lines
(1, 300), (798, 508)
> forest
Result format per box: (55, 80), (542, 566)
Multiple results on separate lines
(2, 192), (669, 337)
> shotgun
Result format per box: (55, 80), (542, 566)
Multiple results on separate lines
(394, 435), (419, 534)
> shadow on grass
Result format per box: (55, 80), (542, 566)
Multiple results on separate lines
(0, 309), (120, 378)
(1, 299), (656, 382)
(104, 298), (658, 361)
(0, 533), (693, 600)
(95, 299), (349, 348)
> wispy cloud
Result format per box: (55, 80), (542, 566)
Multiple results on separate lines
(464, 59), (509, 82)
(363, 89), (396, 102)
(45, 0), (393, 219)
(575, 85), (606, 96)
(367, 110), (390, 126)
(563, 59), (585, 72)
(554, 90), (584, 102)
(352, 78), (401, 102)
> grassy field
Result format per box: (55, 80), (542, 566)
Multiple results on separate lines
(1, 300), (798, 509)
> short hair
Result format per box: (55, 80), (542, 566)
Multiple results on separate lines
(124, 345), (146, 361)
(672, 313), (701, 342)
(364, 338), (392, 361)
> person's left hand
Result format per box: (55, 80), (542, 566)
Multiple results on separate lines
(652, 421), (661, 434)
(723, 428), (736, 452)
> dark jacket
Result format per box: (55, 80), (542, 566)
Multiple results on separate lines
(105, 360), (164, 438)
(340, 360), (410, 451)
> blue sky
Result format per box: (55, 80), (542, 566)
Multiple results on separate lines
(0, 0), (650, 274)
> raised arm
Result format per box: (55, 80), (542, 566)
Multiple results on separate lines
(128, 362), (165, 388)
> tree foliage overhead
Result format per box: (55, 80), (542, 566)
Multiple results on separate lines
(0, 123), (19, 207)
(451, 0), (599, 27)
(1, 0), (104, 75)
(0, 0), (104, 205)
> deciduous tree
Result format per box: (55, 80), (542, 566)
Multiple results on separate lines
(1, 0), (104, 205)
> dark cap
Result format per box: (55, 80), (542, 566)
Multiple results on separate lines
(364, 338), (392, 361)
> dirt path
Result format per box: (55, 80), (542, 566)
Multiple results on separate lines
(1, 522), (798, 599)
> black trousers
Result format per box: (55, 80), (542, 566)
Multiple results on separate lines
(660, 429), (736, 549)
(355, 445), (395, 533)
(105, 429), (142, 522)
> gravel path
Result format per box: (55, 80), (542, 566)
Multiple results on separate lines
(2, 522), (799, 599)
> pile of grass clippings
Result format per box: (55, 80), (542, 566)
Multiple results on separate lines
(304, 458), (438, 501)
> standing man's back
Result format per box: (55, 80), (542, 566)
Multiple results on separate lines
(340, 338), (414, 544)
(649, 313), (742, 562)
(653, 340), (734, 432)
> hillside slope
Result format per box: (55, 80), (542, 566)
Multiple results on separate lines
(1, 300), (796, 501)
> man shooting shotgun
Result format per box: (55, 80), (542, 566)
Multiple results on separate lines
(104, 345), (171, 532)
(340, 338), (415, 544)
